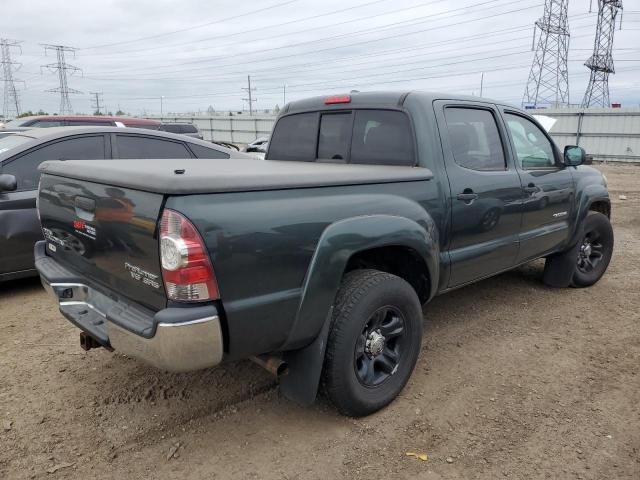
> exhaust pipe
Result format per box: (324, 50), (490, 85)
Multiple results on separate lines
(250, 354), (288, 377)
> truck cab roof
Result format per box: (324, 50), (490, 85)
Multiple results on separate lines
(281, 91), (510, 115)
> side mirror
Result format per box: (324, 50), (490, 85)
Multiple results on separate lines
(0, 173), (17, 192)
(564, 145), (586, 167)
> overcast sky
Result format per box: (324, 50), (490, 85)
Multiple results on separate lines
(3, 0), (640, 115)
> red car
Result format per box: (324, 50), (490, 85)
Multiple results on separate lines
(3, 115), (160, 130)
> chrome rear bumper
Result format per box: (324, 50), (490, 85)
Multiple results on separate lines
(36, 242), (224, 372)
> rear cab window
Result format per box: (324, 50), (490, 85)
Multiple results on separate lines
(267, 109), (415, 166)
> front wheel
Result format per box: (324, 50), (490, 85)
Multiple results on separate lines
(322, 269), (423, 417)
(543, 211), (614, 288)
(572, 212), (614, 287)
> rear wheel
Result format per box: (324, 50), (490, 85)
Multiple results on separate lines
(322, 269), (423, 417)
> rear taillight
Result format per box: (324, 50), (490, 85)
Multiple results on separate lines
(159, 209), (219, 302)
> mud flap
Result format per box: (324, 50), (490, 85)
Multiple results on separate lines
(279, 307), (333, 406)
(542, 240), (581, 288)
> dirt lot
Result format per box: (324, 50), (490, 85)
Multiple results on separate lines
(1, 164), (639, 480)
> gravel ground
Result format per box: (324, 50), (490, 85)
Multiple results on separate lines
(1, 164), (638, 480)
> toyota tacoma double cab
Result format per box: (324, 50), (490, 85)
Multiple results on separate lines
(35, 92), (613, 417)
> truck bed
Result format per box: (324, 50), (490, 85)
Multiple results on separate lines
(39, 158), (433, 194)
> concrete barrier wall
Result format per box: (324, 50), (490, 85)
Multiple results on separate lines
(147, 115), (276, 144)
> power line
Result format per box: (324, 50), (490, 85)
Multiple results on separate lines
(88, 0), (402, 57)
(81, 0), (302, 50)
(582, 0), (624, 107)
(1, 38), (23, 119)
(88, 0), (543, 77)
(83, 15), (598, 86)
(523, 0), (571, 107)
(40, 44), (82, 114)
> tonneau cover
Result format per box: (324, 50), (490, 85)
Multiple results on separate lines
(39, 158), (433, 194)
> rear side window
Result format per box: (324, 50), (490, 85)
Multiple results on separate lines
(116, 135), (192, 159)
(180, 124), (198, 133)
(350, 110), (414, 166)
(3, 136), (105, 191)
(67, 119), (113, 126)
(188, 143), (229, 159)
(127, 123), (159, 130)
(267, 112), (319, 161)
(444, 107), (506, 171)
(31, 120), (64, 128)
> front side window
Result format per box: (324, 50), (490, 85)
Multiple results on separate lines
(444, 107), (506, 171)
(505, 113), (556, 169)
(2, 136), (105, 191)
(116, 135), (192, 159)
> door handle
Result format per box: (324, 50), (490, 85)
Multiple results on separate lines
(457, 190), (478, 202)
(523, 183), (538, 194)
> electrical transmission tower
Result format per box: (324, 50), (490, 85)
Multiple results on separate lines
(242, 75), (257, 115)
(90, 91), (104, 114)
(1, 39), (23, 120)
(581, 1), (623, 107)
(41, 44), (82, 115)
(522, 0), (571, 108)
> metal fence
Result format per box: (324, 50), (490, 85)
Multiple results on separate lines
(532, 107), (640, 163)
(147, 115), (276, 145)
(149, 108), (640, 163)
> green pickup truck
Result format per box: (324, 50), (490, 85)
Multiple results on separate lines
(34, 92), (613, 416)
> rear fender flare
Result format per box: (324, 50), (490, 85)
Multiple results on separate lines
(280, 214), (438, 405)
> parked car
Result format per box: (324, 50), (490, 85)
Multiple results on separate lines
(0, 126), (249, 281)
(34, 92), (612, 417)
(1, 115), (160, 129)
(245, 136), (269, 153)
(157, 122), (203, 139)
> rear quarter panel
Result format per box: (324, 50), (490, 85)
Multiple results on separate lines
(167, 179), (444, 360)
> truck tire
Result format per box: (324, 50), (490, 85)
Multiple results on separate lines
(543, 211), (613, 288)
(571, 211), (614, 287)
(322, 269), (423, 417)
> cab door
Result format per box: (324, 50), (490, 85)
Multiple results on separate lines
(435, 101), (523, 287)
(499, 109), (575, 262)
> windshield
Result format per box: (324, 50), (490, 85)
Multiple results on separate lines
(0, 134), (33, 155)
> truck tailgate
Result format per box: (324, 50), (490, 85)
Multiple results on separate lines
(38, 173), (166, 311)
